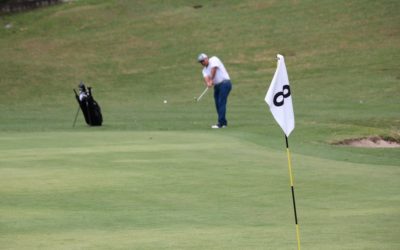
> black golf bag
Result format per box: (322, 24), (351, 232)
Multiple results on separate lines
(73, 82), (103, 126)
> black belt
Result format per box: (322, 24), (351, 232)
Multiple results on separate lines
(215, 79), (230, 85)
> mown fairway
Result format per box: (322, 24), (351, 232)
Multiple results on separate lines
(0, 0), (399, 249)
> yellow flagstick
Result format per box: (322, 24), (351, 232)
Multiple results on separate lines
(285, 135), (301, 250)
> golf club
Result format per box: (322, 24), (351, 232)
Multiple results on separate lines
(195, 87), (209, 102)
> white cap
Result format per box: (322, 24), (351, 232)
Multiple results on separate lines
(197, 53), (208, 62)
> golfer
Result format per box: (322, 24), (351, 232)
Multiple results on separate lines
(197, 53), (232, 128)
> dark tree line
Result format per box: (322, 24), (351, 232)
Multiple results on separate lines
(1, 0), (63, 14)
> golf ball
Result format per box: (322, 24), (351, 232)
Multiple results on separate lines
(164, 100), (167, 104)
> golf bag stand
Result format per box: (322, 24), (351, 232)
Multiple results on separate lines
(73, 82), (103, 126)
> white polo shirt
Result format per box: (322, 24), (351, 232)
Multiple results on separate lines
(202, 56), (230, 84)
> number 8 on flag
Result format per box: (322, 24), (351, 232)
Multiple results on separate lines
(265, 54), (295, 137)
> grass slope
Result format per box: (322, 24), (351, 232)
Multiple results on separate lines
(0, 0), (399, 249)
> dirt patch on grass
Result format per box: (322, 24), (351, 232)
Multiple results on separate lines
(333, 136), (400, 148)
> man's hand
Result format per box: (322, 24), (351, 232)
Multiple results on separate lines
(204, 76), (213, 87)
(207, 66), (218, 87)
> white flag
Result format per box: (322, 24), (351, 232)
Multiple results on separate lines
(265, 54), (295, 137)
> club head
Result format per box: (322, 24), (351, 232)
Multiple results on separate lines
(78, 82), (86, 93)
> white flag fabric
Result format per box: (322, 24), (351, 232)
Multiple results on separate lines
(265, 54), (295, 137)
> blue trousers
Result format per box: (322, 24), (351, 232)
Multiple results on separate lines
(213, 80), (232, 126)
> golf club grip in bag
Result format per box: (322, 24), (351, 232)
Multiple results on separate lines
(73, 84), (103, 126)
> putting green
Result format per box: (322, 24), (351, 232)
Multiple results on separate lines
(0, 131), (398, 249)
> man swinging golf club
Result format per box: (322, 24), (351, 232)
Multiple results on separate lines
(197, 53), (232, 129)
